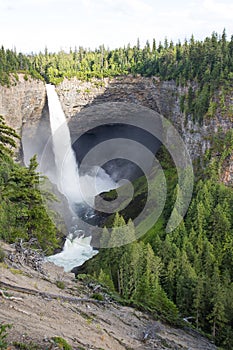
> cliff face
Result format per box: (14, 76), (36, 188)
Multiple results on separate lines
(221, 153), (233, 186)
(0, 74), (46, 159)
(56, 76), (233, 161)
(0, 74), (46, 133)
(1, 74), (233, 184)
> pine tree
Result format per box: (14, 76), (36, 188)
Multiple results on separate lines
(208, 267), (227, 340)
(193, 274), (205, 329)
(152, 38), (156, 53)
(3, 155), (60, 252)
(0, 115), (19, 160)
(176, 250), (197, 315)
(98, 269), (115, 291)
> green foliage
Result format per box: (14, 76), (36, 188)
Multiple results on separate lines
(0, 117), (61, 253)
(0, 115), (19, 160)
(84, 215), (179, 325)
(203, 129), (233, 181)
(1, 31), (233, 121)
(13, 341), (40, 350)
(158, 178), (233, 346)
(0, 46), (43, 86)
(0, 156), (61, 253)
(98, 269), (115, 291)
(52, 337), (73, 350)
(91, 292), (104, 301)
(56, 280), (65, 289)
(82, 138), (233, 348)
(0, 323), (11, 350)
(0, 246), (5, 262)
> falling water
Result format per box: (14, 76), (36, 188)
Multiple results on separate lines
(46, 84), (82, 204)
(45, 84), (116, 271)
(46, 84), (116, 206)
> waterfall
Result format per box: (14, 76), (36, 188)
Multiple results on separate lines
(46, 84), (82, 204)
(46, 84), (117, 206)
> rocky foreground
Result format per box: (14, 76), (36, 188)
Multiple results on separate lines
(0, 241), (216, 350)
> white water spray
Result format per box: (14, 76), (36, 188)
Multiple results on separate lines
(45, 84), (116, 271)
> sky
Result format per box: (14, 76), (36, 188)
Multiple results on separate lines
(0, 0), (233, 53)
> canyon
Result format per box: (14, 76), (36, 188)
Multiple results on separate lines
(1, 74), (233, 186)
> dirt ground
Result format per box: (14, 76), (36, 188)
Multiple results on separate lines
(0, 242), (217, 350)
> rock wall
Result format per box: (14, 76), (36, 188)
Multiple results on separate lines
(0, 74), (46, 159)
(1, 74), (233, 184)
(0, 74), (46, 133)
(56, 75), (233, 161)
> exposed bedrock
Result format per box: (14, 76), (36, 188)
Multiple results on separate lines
(1, 74), (233, 185)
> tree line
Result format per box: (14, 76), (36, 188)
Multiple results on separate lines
(0, 30), (233, 121)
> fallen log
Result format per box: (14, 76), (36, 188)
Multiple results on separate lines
(0, 280), (106, 305)
(0, 289), (23, 301)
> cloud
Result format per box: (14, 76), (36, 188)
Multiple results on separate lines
(114, 0), (152, 14)
(203, 0), (233, 19)
(80, 0), (152, 16)
(0, 0), (232, 52)
(185, 0), (233, 35)
(5, 0), (58, 5)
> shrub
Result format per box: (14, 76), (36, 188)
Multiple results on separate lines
(0, 323), (11, 350)
(52, 337), (72, 350)
(91, 293), (104, 301)
(0, 247), (5, 262)
(13, 341), (39, 349)
(56, 280), (65, 290)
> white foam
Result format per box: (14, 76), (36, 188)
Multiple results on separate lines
(46, 234), (98, 272)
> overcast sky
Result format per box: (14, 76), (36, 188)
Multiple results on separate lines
(0, 0), (232, 53)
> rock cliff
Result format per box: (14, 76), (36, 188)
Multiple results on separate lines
(1, 74), (233, 183)
(0, 74), (46, 160)
(0, 75), (45, 134)
(56, 76), (233, 161)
